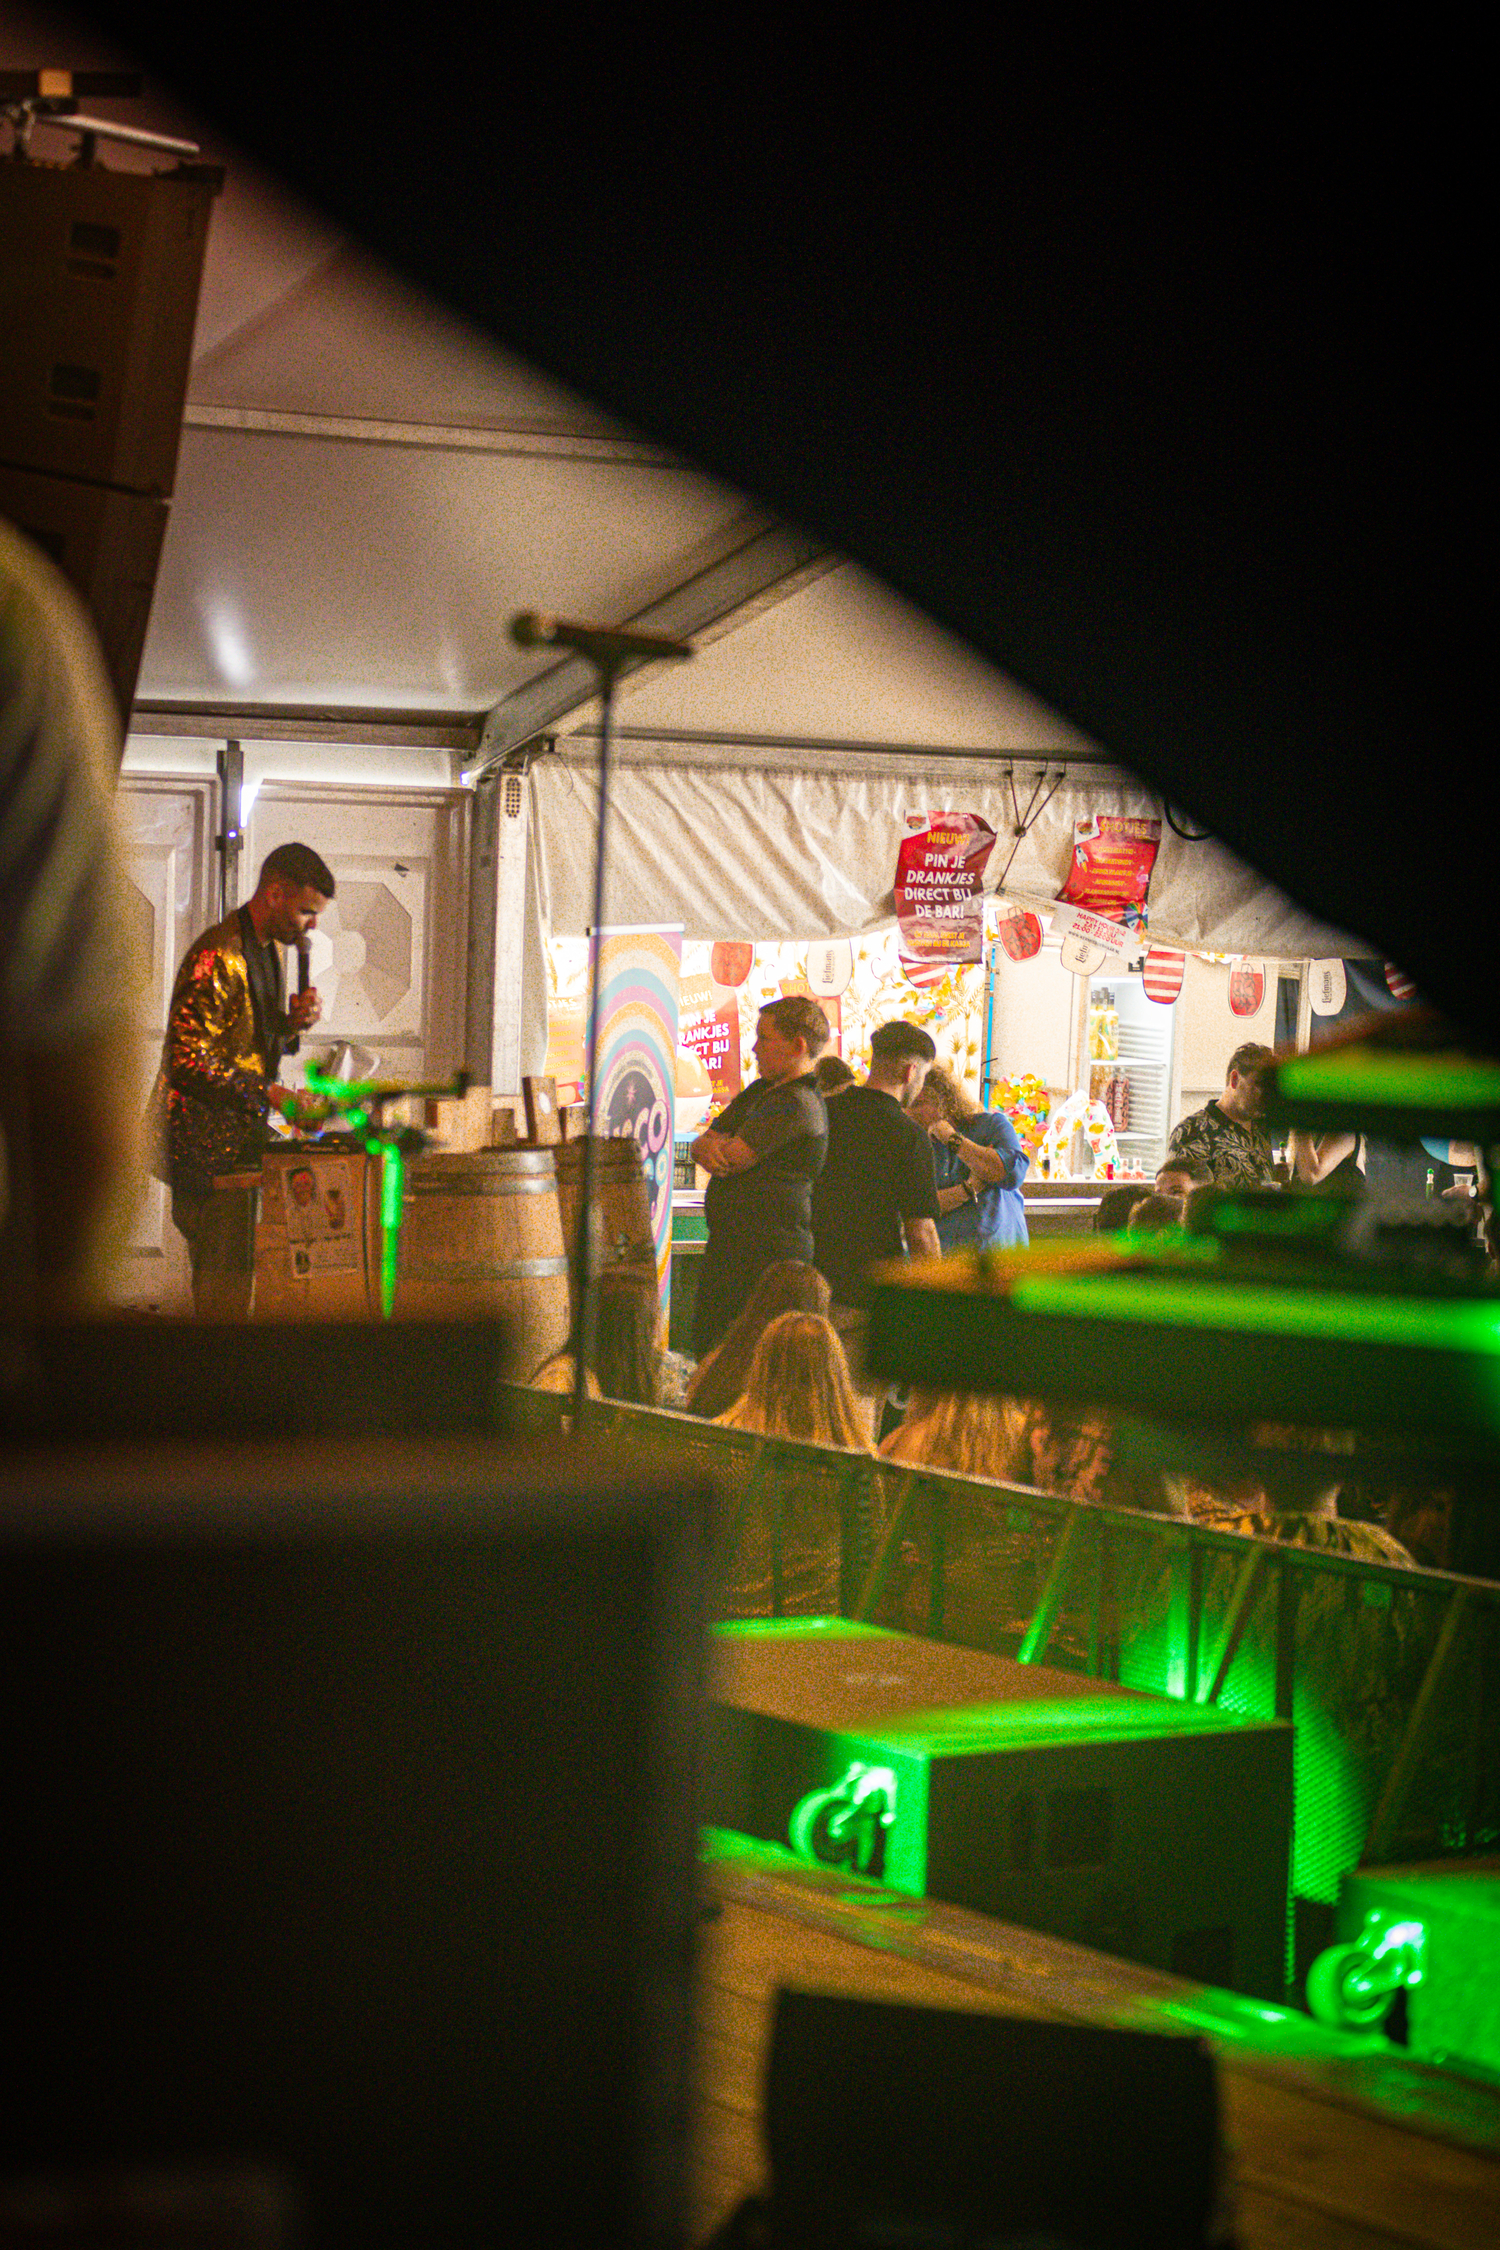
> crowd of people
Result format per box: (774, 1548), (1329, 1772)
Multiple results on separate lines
(524, 1009), (1491, 1577)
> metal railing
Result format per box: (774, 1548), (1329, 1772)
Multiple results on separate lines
(496, 1384), (1500, 1894)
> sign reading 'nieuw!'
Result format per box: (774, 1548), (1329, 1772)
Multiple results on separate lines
(894, 812), (996, 973)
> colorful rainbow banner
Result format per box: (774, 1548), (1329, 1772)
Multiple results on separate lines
(586, 923), (683, 1326)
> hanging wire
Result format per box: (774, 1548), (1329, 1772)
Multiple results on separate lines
(995, 763), (1067, 891)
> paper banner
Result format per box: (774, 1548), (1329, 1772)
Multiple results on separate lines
(1057, 813), (1160, 931)
(781, 977), (842, 1049)
(588, 923), (683, 1324)
(542, 988), (585, 1100)
(1060, 931), (1108, 977)
(995, 906), (1043, 962)
(894, 811), (996, 972)
(1142, 948), (1185, 1003)
(806, 937), (853, 996)
(1229, 958), (1265, 1017)
(1309, 959), (1347, 1015)
(1051, 900), (1135, 960)
(678, 971), (742, 1112)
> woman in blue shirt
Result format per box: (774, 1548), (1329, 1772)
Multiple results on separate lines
(909, 1066), (1029, 1251)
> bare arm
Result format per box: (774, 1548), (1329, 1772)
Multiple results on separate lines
(1290, 1129), (1358, 1184)
(905, 1215), (941, 1261)
(935, 1182), (972, 1215)
(691, 1128), (759, 1177)
(945, 1128), (1013, 1185)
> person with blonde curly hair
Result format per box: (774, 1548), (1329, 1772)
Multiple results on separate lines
(715, 1309), (870, 1450)
(908, 1066), (1030, 1252)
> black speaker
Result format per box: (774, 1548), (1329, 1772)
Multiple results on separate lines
(0, 154), (221, 720)
(0, 157), (218, 497)
(738, 1990), (1227, 2250)
(0, 456), (166, 716)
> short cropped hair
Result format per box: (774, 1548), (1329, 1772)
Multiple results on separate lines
(870, 1018), (937, 1067)
(759, 994), (831, 1058)
(1094, 1183), (1145, 1233)
(813, 1054), (855, 1093)
(1227, 1041), (1274, 1083)
(1157, 1156), (1211, 1186)
(258, 842), (336, 897)
(1127, 1192), (1185, 1232)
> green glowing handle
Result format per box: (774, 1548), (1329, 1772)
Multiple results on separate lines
(789, 1762), (897, 1875)
(375, 1139), (404, 1320)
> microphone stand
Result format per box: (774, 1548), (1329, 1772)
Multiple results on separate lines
(573, 660), (621, 1430)
(509, 609), (692, 1429)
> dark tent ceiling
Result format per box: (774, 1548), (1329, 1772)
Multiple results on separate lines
(74, 10), (1474, 1040)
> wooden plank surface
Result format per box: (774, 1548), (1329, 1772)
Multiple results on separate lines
(692, 1839), (1500, 2250)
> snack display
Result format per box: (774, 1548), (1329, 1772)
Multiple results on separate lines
(989, 1072), (1051, 1152)
(1087, 1001), (1120, 1061)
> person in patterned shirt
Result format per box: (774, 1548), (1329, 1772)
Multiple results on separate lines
(1166, 1041), (1276, 1189)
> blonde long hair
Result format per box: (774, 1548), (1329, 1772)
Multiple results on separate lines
(879, 1388), (1029, 1482)
(685, 1259), (832, 1419)
(717, 1311), (870, 1450)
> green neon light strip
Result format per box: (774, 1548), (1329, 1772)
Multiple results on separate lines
(1007, 1272), (1500, 1356)
(376, 1140), (403, 1319)
(712, 1617), (894, 1643)
(1275, 1048), (1500, 1106)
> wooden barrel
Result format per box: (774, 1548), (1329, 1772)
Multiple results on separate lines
(553, 1136), (656, 1310)
(394, 1147), (571, 1377)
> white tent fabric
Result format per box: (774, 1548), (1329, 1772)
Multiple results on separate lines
(519, 736), (1363, 1071)
(529, 736), (1361, 951)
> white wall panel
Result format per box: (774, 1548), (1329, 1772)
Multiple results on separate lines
(115, 778), (214, 1312)
(244, 784), (469, 1085)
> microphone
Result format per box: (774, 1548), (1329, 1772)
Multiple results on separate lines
(297, 938), (311, 996)
(511, 611), (693, 665)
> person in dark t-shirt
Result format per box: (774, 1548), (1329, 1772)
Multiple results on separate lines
(690, 993), (830, 1353)
(811, 1018), (942, 1437)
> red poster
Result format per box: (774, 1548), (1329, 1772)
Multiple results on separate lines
(1057, 814), (1160, 933)
(894, 812), (996, 971)
(678, 972), (742, 1107)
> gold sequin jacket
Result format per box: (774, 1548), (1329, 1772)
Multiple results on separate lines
(147, 911), (286, 1195)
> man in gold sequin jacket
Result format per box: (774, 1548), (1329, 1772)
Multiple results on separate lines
(151, 841), (333, 1314)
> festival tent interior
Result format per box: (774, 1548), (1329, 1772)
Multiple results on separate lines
(0, 28), (1411, 1310)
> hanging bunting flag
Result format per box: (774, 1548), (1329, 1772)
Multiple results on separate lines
(1309, 959), (1347, 1015)
(1141, 948), (1185, 1004)
(1060, 931), (1108, 977)
(894, 811), (996, 975)
(1386, 962), (1417, 1001)
(995, 905), (1043, 961)
(805, 937), (853, 996)
(1229, 958), (1265, 1016)
(710, 941), (753, 989)
(1057, 812), (1161, 933)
